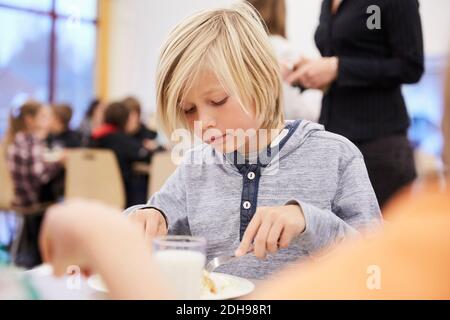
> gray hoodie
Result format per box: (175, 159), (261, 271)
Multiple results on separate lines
(125, 120), (382, 279)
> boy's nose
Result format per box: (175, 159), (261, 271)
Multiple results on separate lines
(198, 111), (216, 130)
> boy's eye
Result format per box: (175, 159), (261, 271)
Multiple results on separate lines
(184, 106), (196, 114)
(211, 96), (228, 106)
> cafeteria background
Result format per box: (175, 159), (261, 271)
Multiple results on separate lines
(0, 0), (449, 286)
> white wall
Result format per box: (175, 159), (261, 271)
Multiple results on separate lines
(419, 0), (450, 56)
(107, 0), (230, 120)
(286, 0), (322, 57)
(107, 0), (450, 117)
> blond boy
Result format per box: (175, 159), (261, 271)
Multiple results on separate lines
(125, 3), (381, 279)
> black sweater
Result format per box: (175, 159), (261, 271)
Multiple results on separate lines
(315, 0), (424, 142)
(132, 123), (158, 142)
(47, 130), (81, 149)
(91, 131), (150, 204)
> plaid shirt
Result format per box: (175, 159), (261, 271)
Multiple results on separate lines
(7, 133), (62, 208)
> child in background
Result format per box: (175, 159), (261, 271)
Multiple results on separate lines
(5, 100), (64, 268)
(125, 3), (381, 280)
(122, 96), (162, 151)
(90, 102), (154, 207)
(78, 98), (107, 147)
(122, 96), (166, 205)
(47, 103), (81, 149)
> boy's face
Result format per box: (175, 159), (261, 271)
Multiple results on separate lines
(180, 69), (260, 153)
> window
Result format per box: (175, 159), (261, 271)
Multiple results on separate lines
(404, 55), (447, 158)
(0, 0), (98, 136)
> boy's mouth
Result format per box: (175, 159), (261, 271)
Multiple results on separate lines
(206, 134), (227, 144)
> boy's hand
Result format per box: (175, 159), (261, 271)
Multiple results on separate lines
(235, 205), (306, 259)
(128, 208), (168, 242)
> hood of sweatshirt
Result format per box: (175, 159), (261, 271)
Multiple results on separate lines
(221, 120), (325, 168)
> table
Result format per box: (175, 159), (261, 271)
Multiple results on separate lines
(26, 265), (106, 300)
(26, 265), (261, 300)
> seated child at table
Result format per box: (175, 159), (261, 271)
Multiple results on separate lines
(90, 102), (154, 207)
(5, 100), (64, 268)
(124, 3), (382, 280)
(47, 103), (81, 149)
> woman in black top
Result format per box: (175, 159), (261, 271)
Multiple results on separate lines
(287, 0), (424, 208)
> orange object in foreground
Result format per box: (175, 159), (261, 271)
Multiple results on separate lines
(252, 180), (450, 299)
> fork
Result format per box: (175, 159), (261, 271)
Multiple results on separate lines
(205, 255), (237, 273)
(205, 250), (252, 273)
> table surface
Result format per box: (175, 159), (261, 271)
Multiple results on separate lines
(26, 265), (106, 300)
(26, 265), (261, 300)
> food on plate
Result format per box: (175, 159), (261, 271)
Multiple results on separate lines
(202, 270), (217, 294)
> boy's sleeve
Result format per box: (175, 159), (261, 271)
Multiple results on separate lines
(123, 164), (190, 235)
(287, 155), (382, 255)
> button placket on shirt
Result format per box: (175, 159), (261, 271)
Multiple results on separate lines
(239, 164), (261, 239)
(236, 120), (301, 240)
(242, 201), (251, 209)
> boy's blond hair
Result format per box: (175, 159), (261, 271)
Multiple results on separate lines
(156, 2), (284, 135)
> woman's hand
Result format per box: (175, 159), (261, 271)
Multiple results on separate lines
(286, 57), (339, 90)
(279, 60), (293, 80)
(235, 205), (306, 259)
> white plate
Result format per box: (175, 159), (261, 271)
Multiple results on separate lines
(201, 272), (255, 300)
(87, 274), (108, 293)
(87, 272), (255, 300)
(25, 264), (54, 276)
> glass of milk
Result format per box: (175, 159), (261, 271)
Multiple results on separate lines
(152, 235), (206, 299)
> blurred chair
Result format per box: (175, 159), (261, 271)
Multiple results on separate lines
(148, 151), (177, 198)
(0, 143), (13, 211)
(65, 148), (126, 209)
(133, 161), (151, 175)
